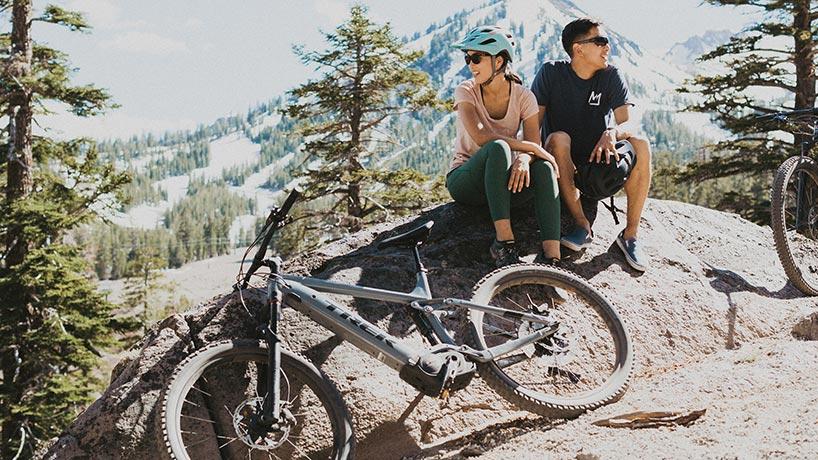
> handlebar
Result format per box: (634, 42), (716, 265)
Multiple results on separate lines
(756, 107), (818, 121)
(237, 189), (301, 290)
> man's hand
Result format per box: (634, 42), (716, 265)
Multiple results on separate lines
(590, 129), (618, 164)
(508, 154), (531, 192)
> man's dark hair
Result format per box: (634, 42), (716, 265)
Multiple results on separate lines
(561, 17), (602, 57)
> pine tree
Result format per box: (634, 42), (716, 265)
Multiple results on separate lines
(122, 248), (167, 334)
(0, 1), (134, 456)
(676, 0), (816, 221)
(284, 4), (441, 233)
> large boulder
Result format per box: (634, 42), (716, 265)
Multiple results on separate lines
(44, 198), (816, 458)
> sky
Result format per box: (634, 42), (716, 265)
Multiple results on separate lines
(19, 0), (761, 140)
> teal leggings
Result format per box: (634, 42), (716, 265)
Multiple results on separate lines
(446, 140), (560, 241)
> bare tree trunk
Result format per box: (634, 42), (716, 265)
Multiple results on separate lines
(5, 0), (34, 266)
(792, 0), (816, 147)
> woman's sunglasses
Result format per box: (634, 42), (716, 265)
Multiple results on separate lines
(574, 36), (609, 47)
(464, 53), (489, 65)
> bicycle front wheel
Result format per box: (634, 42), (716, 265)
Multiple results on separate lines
(162, 340), (355, 459)
(468, 264), (632, 418)
(771, 156), (818, 296)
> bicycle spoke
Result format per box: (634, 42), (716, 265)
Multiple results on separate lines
(286, 438), (315, 460)
(181, 414), (217, 424)
(190, 385), (212, 397)
(181, 435), (216, 450)
(218, 436), (240, 449)
(503, 295), (526, 310)
(482, 323), (516, 337)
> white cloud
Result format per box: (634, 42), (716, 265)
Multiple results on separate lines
(313, 0), (349, 24)
(63, 0), (148, 30)
(184, 17), (205, 29)
(64, 0), (120, 27)
(100, 31), (189, 55)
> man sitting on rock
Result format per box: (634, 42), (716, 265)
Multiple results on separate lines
(530, 17), (653, 272)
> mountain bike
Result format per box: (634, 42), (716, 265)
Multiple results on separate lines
(161, 190), (633, 459)
(769, 107), (818, 295)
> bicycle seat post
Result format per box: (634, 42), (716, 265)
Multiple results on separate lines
(410, 245), (432, 299)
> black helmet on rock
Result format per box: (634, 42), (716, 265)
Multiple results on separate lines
(575, 140), (637, 200)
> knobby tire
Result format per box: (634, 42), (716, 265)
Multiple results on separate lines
(467, 264), (633, 418)
(771, 156), (818, 296)
(162, 339), (355, 459)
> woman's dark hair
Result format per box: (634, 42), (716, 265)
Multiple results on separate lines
(496, 50), (522, 85)
(561, 17), (602, 57)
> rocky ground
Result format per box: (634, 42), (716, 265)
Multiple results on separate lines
(45, 198), (818, 459)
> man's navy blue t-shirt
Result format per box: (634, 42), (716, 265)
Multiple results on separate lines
(530, 61), (631, 163)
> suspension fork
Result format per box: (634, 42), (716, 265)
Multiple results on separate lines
(260, 257), (283, 426)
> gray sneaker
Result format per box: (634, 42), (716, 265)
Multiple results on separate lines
(560, 226), (593, 251)
(490, 239), (520, 267)
(616, 230), (648, 272)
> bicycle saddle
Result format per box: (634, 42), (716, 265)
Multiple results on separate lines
(377, 221), (434, 250)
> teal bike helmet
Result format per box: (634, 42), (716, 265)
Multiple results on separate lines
(452, 25), (516, 86)
(452, 25), (516, 58)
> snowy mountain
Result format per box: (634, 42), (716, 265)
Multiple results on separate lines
(666, 29), (734, 73)
(409, 0), (690, 104)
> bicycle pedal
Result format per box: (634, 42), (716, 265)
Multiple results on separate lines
(438, 389), (450, 405)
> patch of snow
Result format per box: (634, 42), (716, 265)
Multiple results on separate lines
(229, 214), (260, 244)
(428, 113), (454, 142)
(155, 174), (190, 204)
(108, 203), (166, 229)
(248, 113), (282, 137)
(674, 112), (728, 140)
(189, 132), (260, 181)
(378, 143), (418, 166)
(230, 151), (295, 212)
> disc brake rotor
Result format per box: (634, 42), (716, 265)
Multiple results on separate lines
(233, 396), (296, 450)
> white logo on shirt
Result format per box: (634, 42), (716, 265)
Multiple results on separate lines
(588, 91), (602, 106)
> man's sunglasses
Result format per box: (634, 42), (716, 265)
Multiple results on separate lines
(574, 36), (609, 47)
(464, 53), (490, 65)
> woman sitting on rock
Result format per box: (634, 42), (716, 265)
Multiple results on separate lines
(447, 25), (561, 267)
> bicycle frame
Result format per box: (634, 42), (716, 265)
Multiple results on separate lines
(240, 189), (559, 431)
(277, 273), (560, 371)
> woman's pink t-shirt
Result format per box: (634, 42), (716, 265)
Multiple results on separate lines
(450, 79), (539, 172)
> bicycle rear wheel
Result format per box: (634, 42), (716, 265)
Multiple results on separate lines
(162, 339), (355, 459)
(467, 264), (632, 418)
(771, 156), (818, 296)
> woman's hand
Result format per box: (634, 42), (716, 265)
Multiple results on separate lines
(521, 141), (560, 179)
(508, 154), (531, 192)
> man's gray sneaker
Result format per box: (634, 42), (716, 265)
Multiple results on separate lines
(616, 230), (648, 272)
(560, 226), (593, 251)
(490, 239), (520, 267)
